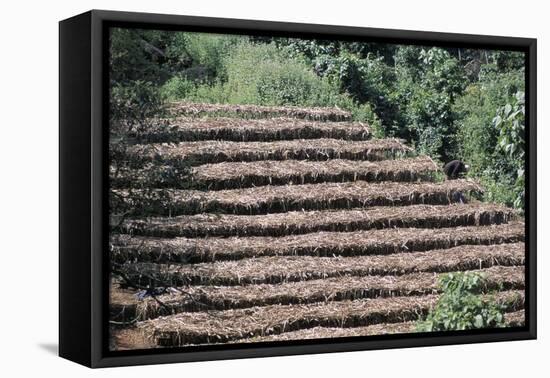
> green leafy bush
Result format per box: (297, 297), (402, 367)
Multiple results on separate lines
(160, 41), (376, 122)
(165, 33), (242, 82)
(221, 42), (343, 106)
(454, 66), (525, 210)
(159, 76), (195, 101)
(350, 103), (384, 137)
(494, 91), (525, 209)
(393, 47), (466, 161)
(416, 272), (506, 332)
(312, 52), (401, 128)
(312, 46), (467, 160)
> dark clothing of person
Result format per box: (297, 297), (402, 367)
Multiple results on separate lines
(443, 160), (467, 180)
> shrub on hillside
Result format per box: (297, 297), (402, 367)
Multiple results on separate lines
(454, 66), (525, 210)
(416, 272), (506, 332)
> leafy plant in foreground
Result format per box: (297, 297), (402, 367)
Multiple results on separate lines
(493, 91), (525, 210)
(416, 272), (506, 332)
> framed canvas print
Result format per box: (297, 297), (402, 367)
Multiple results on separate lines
(59, 10), (536, 368)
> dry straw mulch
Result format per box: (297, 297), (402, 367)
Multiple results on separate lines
(189, 156), (439, 190)
(235, 310), (526, 343)
(120, 203), (516, 238)
(129, 117), (370, 143)
(110, 164), (187, 190)
(112, 266), (523, 319)
(110, 156), (439, 190)
(123, 138), (411, 166)
(112, 310), (525, 349)
(168, 102), (353, 121)
(109, 101), (526, 351)
(112, 179), (484, 216)
(240, 322), (420, 343)
(138, 290), (524, 347)
(119, 242), (525, 286)
(503, 309), (526, 327)
(111, 222), (525, 264)
(110, 326), (156, 351)
(110, 286), (140, 323)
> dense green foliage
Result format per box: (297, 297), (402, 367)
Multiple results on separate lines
(109, 28), (526, 210)
(416, 272), (506, 332)
(454, 67), (525, 210)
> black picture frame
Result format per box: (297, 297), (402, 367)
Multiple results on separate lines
(59, 9), (537, 368)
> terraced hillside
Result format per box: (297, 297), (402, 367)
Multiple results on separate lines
(109, 102), (525, 351)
